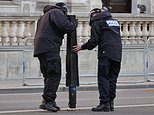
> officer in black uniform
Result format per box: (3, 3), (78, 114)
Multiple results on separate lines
(73, 7), (122, 112)
(34, 2), (77, 112)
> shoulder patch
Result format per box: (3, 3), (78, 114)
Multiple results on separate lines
(106, 20), (120, 27)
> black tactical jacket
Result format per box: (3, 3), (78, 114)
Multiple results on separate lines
(81, 11), (122, 62)
(34, 5), (76, 57)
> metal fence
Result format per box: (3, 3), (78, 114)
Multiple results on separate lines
(21, 37), (154, 86)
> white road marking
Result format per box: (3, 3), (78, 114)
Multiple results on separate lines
(1, 104), (154, 114)
(116, 104), (154, 108)
(0, 109), (44, 114)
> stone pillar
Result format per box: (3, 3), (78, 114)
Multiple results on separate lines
(120, 22), (125, 45)
(142, 22), (149, 39)
(136, 22), (143, 44)
(24, 21), (32, 38)
(10, 21), (17, 46)
(1, 21), (10, 46)
(149, 22), (154, 44)
(122, 22), (130, 44)
(129, 22), (137, 44)
(17, 21), (24, 45)
(149, 22), (154, 37)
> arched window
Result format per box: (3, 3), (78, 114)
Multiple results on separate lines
(102, 0), (131, 13)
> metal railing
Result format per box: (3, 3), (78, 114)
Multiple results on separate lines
(0, 16), (154, 86)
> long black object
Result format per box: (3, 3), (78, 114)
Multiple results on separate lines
(66, 15), (79, 108)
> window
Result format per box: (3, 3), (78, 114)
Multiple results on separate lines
(102, 0), (131, 13)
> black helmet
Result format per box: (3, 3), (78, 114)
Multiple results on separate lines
(89, 8), (101, 26)
(90, 8), (101, 17)
(56, 2), (68, 15)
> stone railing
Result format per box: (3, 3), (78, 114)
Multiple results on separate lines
(116, 14), (154, 46)
(0, 16), (37, 46)
(77, 15), (154, 46)
(0, 15), (154, 80)
(0, 15), (154, 47)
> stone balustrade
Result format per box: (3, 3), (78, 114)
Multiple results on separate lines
(0, 15), (154, 80)
(0, 17), (37, 46)
(0, 15), (154, 47)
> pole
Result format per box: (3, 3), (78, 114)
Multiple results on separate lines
(22, 37), (27, 86)
(144, 36), (150, 82)
(66, 15), (79, 109)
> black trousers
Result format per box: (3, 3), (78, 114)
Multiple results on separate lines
(98, 56), (121, 104)
(38, 51), (61, 102)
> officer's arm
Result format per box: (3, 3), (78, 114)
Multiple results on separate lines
(81, 22), (100, 50)
(50, 10), (76, 33)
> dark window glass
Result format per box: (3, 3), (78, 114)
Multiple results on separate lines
(102, 0), (131, 13)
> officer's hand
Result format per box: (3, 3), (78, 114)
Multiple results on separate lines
(73, 45), (81, 52)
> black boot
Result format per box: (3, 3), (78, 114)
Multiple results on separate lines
(39, 100), (60, 111)
(39, 100), (58, 112)
(39, 100), (46, 110)
(52, 101), (60, 111)
(110, 101), (114, 111)
(92, 103), (110, 112)
(44, 102), (58, 112)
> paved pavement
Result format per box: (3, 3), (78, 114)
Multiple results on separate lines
(0, 76), (154, 114)
(1, 89), (154, 115)
(0, 76), (154, 93)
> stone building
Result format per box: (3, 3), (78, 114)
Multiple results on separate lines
(0, 0), (154, 83)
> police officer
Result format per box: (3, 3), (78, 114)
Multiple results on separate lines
(73, 7), (122, 112)
(34, 2), (77, 112)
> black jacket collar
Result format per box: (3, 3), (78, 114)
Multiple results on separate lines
(89, 11), (112, 26)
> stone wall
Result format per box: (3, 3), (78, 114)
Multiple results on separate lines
(0, 0), (154, 81)
(151, 0), (154, 14)
(90, 0), (102, 10)
(0, 15), (154, 80)
(0, 0), (91, 17)
(1, 0), (154, 16)
(0, 49), (40, 80)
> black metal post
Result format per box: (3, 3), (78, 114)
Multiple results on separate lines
(66, 15), (79, 109)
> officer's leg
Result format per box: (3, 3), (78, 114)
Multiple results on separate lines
(108, 60), (121, 111)
(38, 54), (48, 91)
(92, 56), (111, 112)
(42, 59), (61, 112)
(39, 52), (61, 112)
(43, 59), (61, 102)
(98, 56), (111, 104)
(38, 54), (48, 110)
